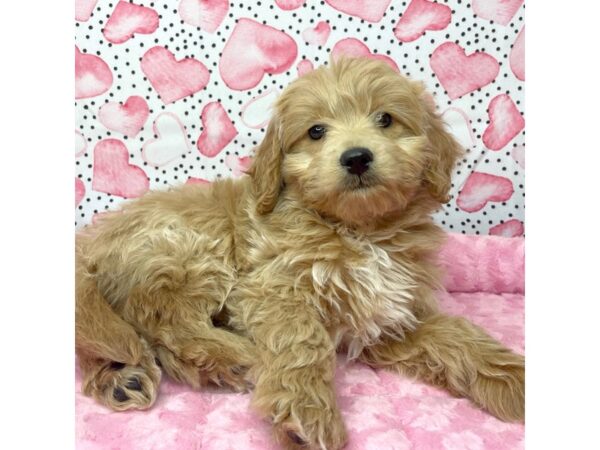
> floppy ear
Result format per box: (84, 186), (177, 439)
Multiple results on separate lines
(247, 118), (284, 215)
(418, 87), (464, 203)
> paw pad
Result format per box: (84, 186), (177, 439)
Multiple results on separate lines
(113, 386), (129, 402)
(125, 377), (142, 391)
(286, 430), (308, 446)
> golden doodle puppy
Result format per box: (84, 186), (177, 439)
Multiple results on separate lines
(76, 58), (524, 450)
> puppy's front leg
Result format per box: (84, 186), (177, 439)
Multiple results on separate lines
(247, 300), (347, 450)
(360, 313), (524, 422)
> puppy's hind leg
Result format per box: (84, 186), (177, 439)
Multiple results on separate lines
(123, 253), (258, 392)
(76, 275), (161, 410)
(360, 314), (525, 422)
(78, 340), (162, 411)
(152, 324), (256, 392)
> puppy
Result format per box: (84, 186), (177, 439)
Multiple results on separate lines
(76, 57), (524, 450)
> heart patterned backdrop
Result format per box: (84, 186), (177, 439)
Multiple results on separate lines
(75, 0), (525, 235)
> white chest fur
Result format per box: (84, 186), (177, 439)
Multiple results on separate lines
(310, 233), (419, 360)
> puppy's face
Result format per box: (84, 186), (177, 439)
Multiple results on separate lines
(250, 58), (462, 225)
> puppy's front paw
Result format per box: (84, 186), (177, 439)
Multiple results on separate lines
(472, 354), (525, 422)
(272, 397), (347, 450)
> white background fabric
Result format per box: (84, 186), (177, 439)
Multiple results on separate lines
(75, 0), (525, 235)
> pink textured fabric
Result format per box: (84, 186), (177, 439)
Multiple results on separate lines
(438, 233), (525, 294)
(76, 233), (524, 449)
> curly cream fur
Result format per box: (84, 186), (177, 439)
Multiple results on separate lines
(76, 58), (524, 450)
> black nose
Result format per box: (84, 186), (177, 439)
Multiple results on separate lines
(340, 147), (373, 176)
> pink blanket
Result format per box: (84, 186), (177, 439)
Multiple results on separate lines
(76, 233), (525, 449)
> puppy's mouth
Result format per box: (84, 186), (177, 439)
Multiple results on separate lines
(341, 173), (379, 192)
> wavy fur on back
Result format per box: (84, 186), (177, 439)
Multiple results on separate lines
(76, 58), (524, 450)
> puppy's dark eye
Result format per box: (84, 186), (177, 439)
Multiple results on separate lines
(308, 125), (326, 140)
(376, 112), (392, 128)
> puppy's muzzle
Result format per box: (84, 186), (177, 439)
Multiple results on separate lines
(340, 147), (373, 176)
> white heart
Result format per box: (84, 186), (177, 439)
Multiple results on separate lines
(441, 107), (476, 151)
(75, 130), (86, 157)
(225, 154), (252, 177)
(512, 144), (525, 169)
(142, 113), (191, 166)
(240, 89), (278, 129)
(441, 107), (477, 191)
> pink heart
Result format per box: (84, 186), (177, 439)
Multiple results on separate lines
(489, 219), (524, 237)
(472, 0), (524, 26)
(297, 59), (314, 77)
(302, 21), (331, 46)
(102, 1), (159, 44)
(75, 0), (98, 21)
(75, 130), (87, 157)
(196, 102), (238, 158)
(225, 155), (253, 178)
(142, 113), (192, 166)
(325, 0), (392, 23)
(141, 46), (210, 104)
(93, 139), (149, 198)
(275, 0), (305, 10)
(178, 0), (229, 33)
(510, 26), (525, 81)
(331, 38), (399, 72)
(482, 94), (524, 151)
(98, 96), (149, 137)
(394, 0), (452, 43)
(457, 172), (514, 213)
(219, 19), (297, 91)
(75, 178), (86, 207)
(186, 177), (211, 185)
(75, 46), (113, 99)
(430, 42), (499, 100)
